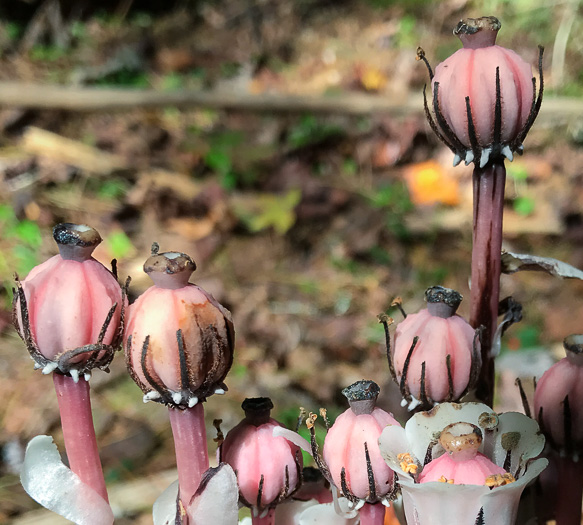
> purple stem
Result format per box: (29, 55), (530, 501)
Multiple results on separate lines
(252, 509), (275, 525)
(53, 374), (108, 502)
(360, 503), (386, 525)
(470, 162), (506, 406)
(555, 455), (583, 525)
(168, 404), (209, 509)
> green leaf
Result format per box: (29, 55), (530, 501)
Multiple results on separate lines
(205, 149), (232, 175)
(236, 190), (301, 235)
(13, 220), (42, 247)
(514, 196), (536, 216)
(105, 231), (134, 260)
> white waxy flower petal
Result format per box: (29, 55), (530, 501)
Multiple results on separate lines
(298, 500), (359, 525)
(479, 147), (492, 168)
(272, 426), (312, 454)
(172, 392), (182, 405)
(501, 145), (514, 162)
(21, 435), (114, 525)
(153, 480), (179, 525)
(187, 464), (239, 525)
(42, 362), (58, 374)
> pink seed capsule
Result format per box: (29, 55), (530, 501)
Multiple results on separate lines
(392, 286), (480, 409)
(425, 16), (542, 168)
(322, 380), (399, 505)
(220, 398), (303, 515)
(534, 335), (583, 458)
(14, 223), (125, 378)
(125, 249), (234, 408)
(419, 422), (509, 486)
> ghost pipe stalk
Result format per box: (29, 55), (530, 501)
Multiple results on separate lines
(14, 223), (127, 502)
(125, 247), (234, 514)
(420, 16), (543, 405)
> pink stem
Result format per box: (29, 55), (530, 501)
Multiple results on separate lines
(470, 162), (506, 407)
(360, 503), (386, 525)
(168, 404), (209, 508)
(555, 455), (583, 525)
(252, 509), (275, 525)
(53, 374), (108, 502)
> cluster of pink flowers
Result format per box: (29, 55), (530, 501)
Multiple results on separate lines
(11, 14), (582, 525)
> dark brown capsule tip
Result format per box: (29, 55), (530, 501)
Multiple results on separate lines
(144, 251), (196, 289)
(242, 397), (274, 426)
(425, 286), (462, 318)
(564, 335), (583, 367)
(454, 16), (500, 49)
(564, 334), (583, 354)
(53, 223), (102, 261)
(342, 380), (380, 415)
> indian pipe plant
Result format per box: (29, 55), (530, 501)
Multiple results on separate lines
(11, 14), (583, 525)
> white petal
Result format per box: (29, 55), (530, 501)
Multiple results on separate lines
(490, 412), (546, 472)
(501, 145), (514, 162)
(378, 424), (415, 477)
(275, 499), (318, 525)
(187, 464), (239, 525)
(42, 362), (58, 374)
(272, 427), (312, 455)
(299, 499), (359, 525)
(331, 486), (359, 519)
(21, 436), (114, 525)
(172, 392), (182, 405)
(479, 147), (492, 168)
(153, 480), (179, 525)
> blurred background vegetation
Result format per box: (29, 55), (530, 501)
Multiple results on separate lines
(0, 0), (582, 522)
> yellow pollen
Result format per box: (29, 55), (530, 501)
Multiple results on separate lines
(306, 412), (318, 429)
(438, 476), (454, 484)
(485, 473), (516, 487)
(397, 452), (418, 474)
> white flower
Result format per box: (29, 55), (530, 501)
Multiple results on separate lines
(21, 436), (114, 525)
(378, 402), (548, 525)
(153, 463), (239, 525)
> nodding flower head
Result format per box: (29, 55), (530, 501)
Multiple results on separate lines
(534, 334), (583, 460)
(219, 397), (303, 517)
(389, 286), (481, 410)
(421, 16), (543, 168)
(13, 223), (126, 381)
(379, 402), (548, 525)
(315, 380), (400, 510)
(124, 247), (234, 408)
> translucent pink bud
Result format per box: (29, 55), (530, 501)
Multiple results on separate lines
(14, 223), (125, 377)
(322, 380), (399, 504)
(125, 249), (234, 408)
(534, 335), (583, 458)
(392, 286), (480, 409)
(419, 423), (506, 485)
(426, 16), (541, 167)
(220, 398), (303, 514)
